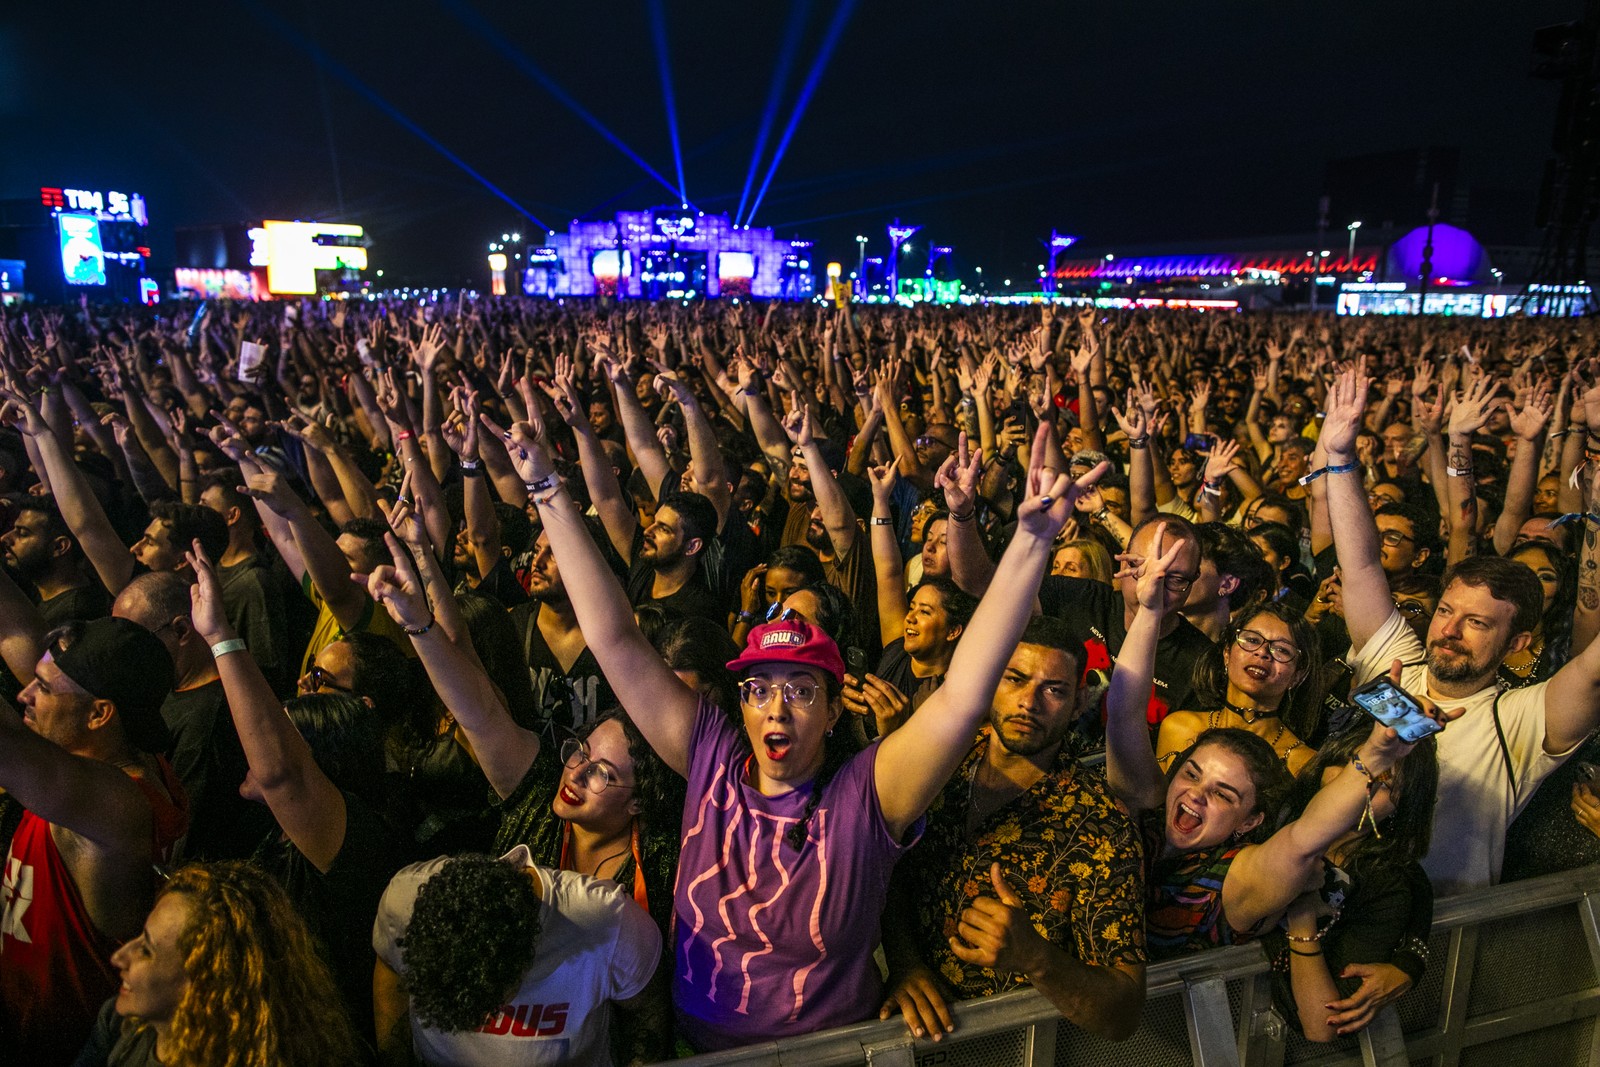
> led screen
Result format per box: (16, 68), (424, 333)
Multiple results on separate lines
(717, 252), (755, 279)
(591, 250), (632, 278)
(59, 214), (107, 286)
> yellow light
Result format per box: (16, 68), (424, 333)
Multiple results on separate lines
(487, 253), (508, 271)
(826, 262), (842, 278)
(262, 221), (367, 294)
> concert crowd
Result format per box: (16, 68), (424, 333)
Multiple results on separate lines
(1, 296), (1597, 1065)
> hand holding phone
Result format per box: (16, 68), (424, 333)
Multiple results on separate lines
(1350, 676), (1442, 743)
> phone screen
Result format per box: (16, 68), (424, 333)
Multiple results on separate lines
(1352, 679), (1441, 743)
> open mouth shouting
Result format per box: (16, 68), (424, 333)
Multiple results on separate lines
(763, 732), (792, 762)
(1172, 800), (1203, 836)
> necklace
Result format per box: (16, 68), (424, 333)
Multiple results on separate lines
(1211, 705), (1287, 747)
(585, 842), (631, 879)
(1502, 635), (1545, 679)
(1222, 699), (1279, 725)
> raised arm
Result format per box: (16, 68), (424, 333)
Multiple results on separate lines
(366, 532), (540, 798)
(482, 412), (699, 777)
(187, 544), (348, 872)
(1494, 383), (1554, 557)
(546, 357), (638, 560)
(875, 427), (1107, 838)
(240, 469), (369, 631)
(940, 432), (997, 597)
(1103, 525), (1190, 812)
(0, 564), (45, 684)
(1223, 712), (1422, 931)
(868, 457), (909, 646)
(789, 409), (858, 559)
(1318, 361), (1393, 653)
(0, 387), (134, 595)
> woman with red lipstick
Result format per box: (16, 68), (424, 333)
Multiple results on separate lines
(484, 413), (1105, 1052)
(1105, 523), (1446, 959)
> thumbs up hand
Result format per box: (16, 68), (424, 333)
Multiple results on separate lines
(947, 863), (1052, 976)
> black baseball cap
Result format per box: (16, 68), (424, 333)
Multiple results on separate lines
(49, 617), (175, 754)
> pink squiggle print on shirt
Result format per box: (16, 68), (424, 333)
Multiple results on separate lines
(786, 806), (830, 1021)
(707, 819), (767, 993)
(679, 768), (738, 985)
(736, 813), (798, 1013)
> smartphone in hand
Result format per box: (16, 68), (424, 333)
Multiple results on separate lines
(1350, 676), (1442, 743)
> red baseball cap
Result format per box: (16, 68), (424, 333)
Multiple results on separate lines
(726, 618), (846, 684)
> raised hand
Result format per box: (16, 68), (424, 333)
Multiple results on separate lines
(479, 412), (555, 486)
(1118, 520), (1189, 616)
(1510, 378), (1554, 442)
(1111, 390), (1148, 441)
(934, 431), (982, 515)
(1447, 375), (1502, 437)
(867, 455), (901, 508)
(184, 540), (233, 643)
(1204, 437), (1242, 483)
(1318, 358), (1370, 462)
(362, 532), (433, 632)
(0, 387), (48, 438)
(1015, 423), (1109, 541)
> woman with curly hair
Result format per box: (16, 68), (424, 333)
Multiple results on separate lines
(75, 861), (362, 1067)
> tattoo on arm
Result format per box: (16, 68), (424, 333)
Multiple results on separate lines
(1580, 529), (1600, 613)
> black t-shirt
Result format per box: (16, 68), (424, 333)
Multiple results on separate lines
(511, 602), (617, 734)
(461, 554), (530, 609)
(625, 548), (727, 621)
(252, 792), (401, 1045)
(162, 680), (274, 862)
(38, 582), (111, 628)
(217, 555), (294, 696)
(874, 637), (944, 714)
(1038, 575), (1214, 726)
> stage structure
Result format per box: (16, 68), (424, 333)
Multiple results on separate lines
(175, 221), (369, 300)
(527, 208), (814, 300)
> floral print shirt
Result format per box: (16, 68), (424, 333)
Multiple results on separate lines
(899, 730), (1147, 997)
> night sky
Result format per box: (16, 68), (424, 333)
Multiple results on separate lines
(0, 1), (1578, 287)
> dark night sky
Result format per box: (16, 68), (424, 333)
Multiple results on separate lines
(0, 1), (1579, 287)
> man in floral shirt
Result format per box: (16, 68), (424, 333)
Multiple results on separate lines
(881, 618), (1147, 1041)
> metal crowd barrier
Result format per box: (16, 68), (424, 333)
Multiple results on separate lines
(666, 865), (1600, 1067)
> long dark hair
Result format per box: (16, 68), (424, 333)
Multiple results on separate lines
(1191, 602), (1325, 743)
(1281, 721), (1438, 885)
(1164, 727), (1293, 847)
(590, 706), (686, 828)
(1509, 541), (1577, 675)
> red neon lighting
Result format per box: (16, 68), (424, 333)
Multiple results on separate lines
(1054, 250), (1383, 280)
(136, 247), (151, 258)
(39, 187), (64, 208)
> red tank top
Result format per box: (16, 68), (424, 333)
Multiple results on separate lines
(0, 758), (188, 1065)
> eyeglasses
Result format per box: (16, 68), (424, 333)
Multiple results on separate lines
(1378, 529), (1415, 548)
(739, 678), (820, 710)
(559, 738), (633, 795)
(303, 665), (352, 694)
(1234, 629), (1301, 664)
(1394, 599), (1430, 618)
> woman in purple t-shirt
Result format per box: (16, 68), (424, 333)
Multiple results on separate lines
(486, 417), (1104, 1051)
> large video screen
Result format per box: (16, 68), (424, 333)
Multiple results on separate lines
(58, 214), (107, 287)
(717, 252), (754, 279)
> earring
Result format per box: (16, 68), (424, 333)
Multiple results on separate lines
(827, 728), (834, 737)
(1232, 828), (1245, 842)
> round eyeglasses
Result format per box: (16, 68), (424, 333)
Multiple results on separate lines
(559, 738), (632, 795)
(739, 678), (820, 710)
(1234, 629), (1300, 664)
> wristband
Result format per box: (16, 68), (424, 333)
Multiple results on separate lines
(736, 610), (760, 623)
(1289, 946), (1325, 957)
(394, 430), (415, 443)
(870, 516), (893, 526)
(1128, 436), (1149, 450)
(460, 458), (481, 471)
(525, 472), (559, 494)
(1446, 465), (1474, 478)
(209, 637), (247, 659)
(1297, 461), (1359, 486)
(402, 615), (436, 637)
(948, 508), (976, 524)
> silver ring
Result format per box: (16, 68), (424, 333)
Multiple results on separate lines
(1039, 495), (1054, 508)
(396, 495), (411, 507)
(502, 430), (513, 441)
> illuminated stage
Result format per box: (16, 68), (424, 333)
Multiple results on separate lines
(523, 208), (814, 300)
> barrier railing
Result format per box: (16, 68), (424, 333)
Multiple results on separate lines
(665, 865), (1600, 1067)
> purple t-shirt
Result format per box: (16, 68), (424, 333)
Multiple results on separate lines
(672, 698), (921, 1051)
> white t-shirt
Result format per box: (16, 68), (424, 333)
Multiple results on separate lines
(1349, 610), (1577, 897)
(373, 845), (660, 1067)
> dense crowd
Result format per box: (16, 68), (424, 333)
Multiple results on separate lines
(0, 295), (1596, 1066)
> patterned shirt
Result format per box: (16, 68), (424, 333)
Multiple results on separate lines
(900, 730), (1146, 997)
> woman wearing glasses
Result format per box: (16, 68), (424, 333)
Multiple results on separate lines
(478, 414), (1104, 1052)
(1155, 602), (1324, 776)
(358, 497), (683, 1061)
(1105, 524), (1445, 971)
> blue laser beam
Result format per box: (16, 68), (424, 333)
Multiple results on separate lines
(744, 0), (860, 226)
(648, 0), (689, 207)
(241, 0), (547, 230)
(734, 0), (813, 227)
(441, 0), (688, 207)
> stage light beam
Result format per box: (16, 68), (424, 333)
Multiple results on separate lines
(440, 0), (688, 206)
(745, 0), (862, 226)
(241, 0), (547, 230)
(648, 0), (690, 208)
(735, 0), (813, 228)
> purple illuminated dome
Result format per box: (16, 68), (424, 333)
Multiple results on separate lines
(1386, 223), (1490, 285)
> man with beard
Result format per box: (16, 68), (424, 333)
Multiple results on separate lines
(623, 492), (725, 620)
(779, 412), (877, 642)
(1322, 363), (1600, 897)
(510, 529), (616, 736)
(879, 617), (1145, 1042)
(2, 498), (110, 627)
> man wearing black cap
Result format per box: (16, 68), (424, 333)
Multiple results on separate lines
(0, 618), (188, 1065)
